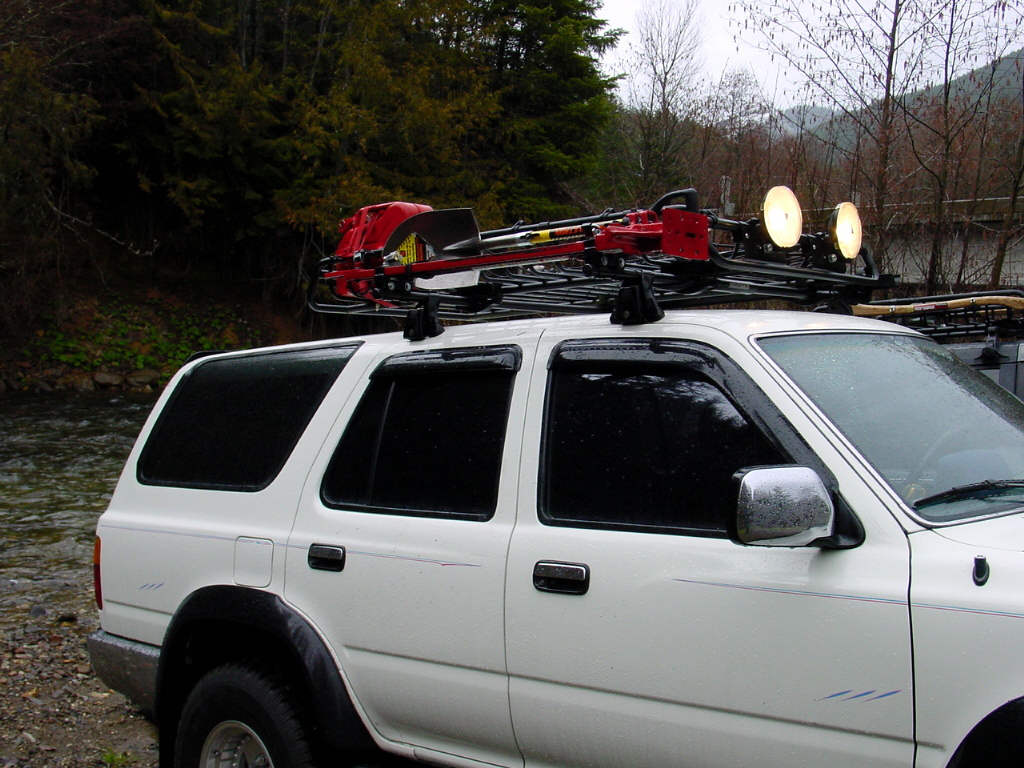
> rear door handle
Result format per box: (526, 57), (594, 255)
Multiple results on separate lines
(533, 561), (590, 595)
(308, 544), (346, 572)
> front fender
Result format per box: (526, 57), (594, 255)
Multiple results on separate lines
(911, 530), (1024, 767)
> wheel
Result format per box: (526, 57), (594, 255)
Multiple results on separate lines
(946, 701), (1024, 768)
(174, 664), (317, 768)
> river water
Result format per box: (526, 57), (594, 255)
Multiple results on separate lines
(0, 393), (153, 599)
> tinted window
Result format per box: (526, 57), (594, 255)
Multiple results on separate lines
(542, 358), (783, 535)
(321, 346), (519, 520)
(138, 345), (358, 491)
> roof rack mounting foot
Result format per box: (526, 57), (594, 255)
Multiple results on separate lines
(404, 295), (445, 341)
(611, 274), (665, 326)
(814, 295), (853, 315)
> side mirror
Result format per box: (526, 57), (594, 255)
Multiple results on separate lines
(734, 466), (834, 547)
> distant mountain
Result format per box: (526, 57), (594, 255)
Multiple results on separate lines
(777, 104), (834, 136)
(914, 46), (1023, 105)
(776, 47), (1023, 140)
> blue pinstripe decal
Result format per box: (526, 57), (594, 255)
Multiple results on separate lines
(101, 525), (481, 568)
(843, 690), (876, 701)
(867, 690), (902, 701)
(912, 602), (1024, 620)
(672, 576), (1024, 620)
(347, 549), (481, 568)
(286, 542), (480, 568)
(100, 522), (236, 542)
(671, 577), (905, 606)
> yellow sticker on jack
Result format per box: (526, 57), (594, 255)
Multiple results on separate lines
(397, 233), (425, 265)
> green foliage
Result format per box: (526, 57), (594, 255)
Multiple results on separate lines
(31, 294), (266, 374)
(483, 0), (621, 219)
(96, 0), (617, 263)
(0, 0), (621, 341)
(130, 0), (623, 247)
(274, 0), (507, 229)
(99, 749), (134, 768)
(0, 45), (99, 334)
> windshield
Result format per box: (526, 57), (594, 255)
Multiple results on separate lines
(758, 332), (1024, 523)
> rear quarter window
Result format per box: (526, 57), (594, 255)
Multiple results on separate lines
(138, 344), (359, 491)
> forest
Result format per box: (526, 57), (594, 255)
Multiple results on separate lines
(1, 0), (1023, 352)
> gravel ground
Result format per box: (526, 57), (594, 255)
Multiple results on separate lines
(0, 568), (422, 768)
(0, 567), (158, 768)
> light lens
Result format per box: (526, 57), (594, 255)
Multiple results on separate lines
(761, 186), (803, 249)
(829, 202), (862, 260)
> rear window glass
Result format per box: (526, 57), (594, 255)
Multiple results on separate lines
(138, 345), (359, 491)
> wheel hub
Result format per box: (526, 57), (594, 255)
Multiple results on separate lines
(200, 720), (274, 768)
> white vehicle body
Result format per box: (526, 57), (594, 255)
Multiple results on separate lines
(90, 310), (1024, 768)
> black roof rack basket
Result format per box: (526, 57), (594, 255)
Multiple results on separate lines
(309, 191), (897, 329)
(310, 247), (894, 320)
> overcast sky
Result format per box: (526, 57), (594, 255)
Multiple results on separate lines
(597, 0), (1024, 107)
(596, 0), (791, 98)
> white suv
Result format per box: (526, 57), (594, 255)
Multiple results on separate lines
(90, 308), (1024, 768)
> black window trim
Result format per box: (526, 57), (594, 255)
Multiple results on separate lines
(538, 338), (856, 539)
(320, 344), (522, 522)
(371, 345), (521, 378)
(137, 342), (362, 493)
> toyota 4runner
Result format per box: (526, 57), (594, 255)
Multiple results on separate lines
(89, 309), (1024, 768)
(89, 189), (1024, 768)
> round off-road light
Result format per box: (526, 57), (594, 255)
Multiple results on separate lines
(829, 201), (862, 260)
(761, 186), (803, 249)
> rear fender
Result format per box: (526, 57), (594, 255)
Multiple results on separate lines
(155, 585), (373, 764)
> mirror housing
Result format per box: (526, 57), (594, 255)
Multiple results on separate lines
(734, 466), (834, 547)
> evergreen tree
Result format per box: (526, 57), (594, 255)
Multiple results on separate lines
(0, 0), (622, 329)
(483, 0), (620, 219)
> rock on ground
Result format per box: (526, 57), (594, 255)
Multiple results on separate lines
(0, 569), (157, 768)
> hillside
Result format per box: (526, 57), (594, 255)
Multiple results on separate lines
(777, 47), (1023, 142)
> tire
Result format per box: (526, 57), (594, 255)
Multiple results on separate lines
(174, 664), (317, 768)
(947, 702), (1024, 768)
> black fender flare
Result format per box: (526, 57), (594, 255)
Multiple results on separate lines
(948, 696), (1024, 768)
(155, 585), (374, 762)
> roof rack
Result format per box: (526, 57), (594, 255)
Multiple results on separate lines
(309, 188), (896, 338)
(854, 291), (1024, 340)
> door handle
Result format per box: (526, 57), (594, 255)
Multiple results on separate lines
(308, 544), (346, 572)
(533, 561), (590, 595)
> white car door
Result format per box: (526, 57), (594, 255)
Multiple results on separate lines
(286, 335), (536, 767)
(505, 331), (915, 768)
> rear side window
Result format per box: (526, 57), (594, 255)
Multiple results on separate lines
(321, 345), (520, 520)
(138, 345), (359, 491)
(541, 340), (784, 536)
